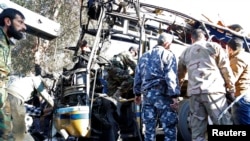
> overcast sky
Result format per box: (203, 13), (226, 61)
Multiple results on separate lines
(140, 0), (250, 32)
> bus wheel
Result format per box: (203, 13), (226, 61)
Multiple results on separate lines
(178, 99), (191, 141)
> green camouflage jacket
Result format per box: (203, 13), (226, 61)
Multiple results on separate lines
(106, 51), (137, 95)
(0, 27), (13, 79)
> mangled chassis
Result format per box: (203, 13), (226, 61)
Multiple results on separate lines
(52, 0), (250, 140)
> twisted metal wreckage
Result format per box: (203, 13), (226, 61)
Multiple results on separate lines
(3, 0), (250, 141)
(51, 1), (250, 141)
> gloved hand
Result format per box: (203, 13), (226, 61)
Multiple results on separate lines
(225, 92), (235, 103)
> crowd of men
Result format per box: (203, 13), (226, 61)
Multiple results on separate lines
(108, 29), (250, 141)
(0, 6), (250, 141)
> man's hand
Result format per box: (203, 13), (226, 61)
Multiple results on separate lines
(170, 98), (179, 111)
(226, 92), (235, 103)
(134, 96), (142, 105)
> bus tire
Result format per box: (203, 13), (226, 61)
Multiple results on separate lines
(178, 99), (191, 141)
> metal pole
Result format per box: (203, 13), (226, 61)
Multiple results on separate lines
(217, 93), (247, 121)
(86, 7), (106, 105)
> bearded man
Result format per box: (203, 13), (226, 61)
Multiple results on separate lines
(0, 8), (26, 140)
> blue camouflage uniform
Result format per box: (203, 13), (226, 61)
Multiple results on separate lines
(133, 45), (180, 141)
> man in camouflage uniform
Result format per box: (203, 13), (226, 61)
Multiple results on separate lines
(106, 51), (137, 99)
(178, 29), (236, 141)
(0, 8), (26, 140)
(133, 32), (180, 141)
